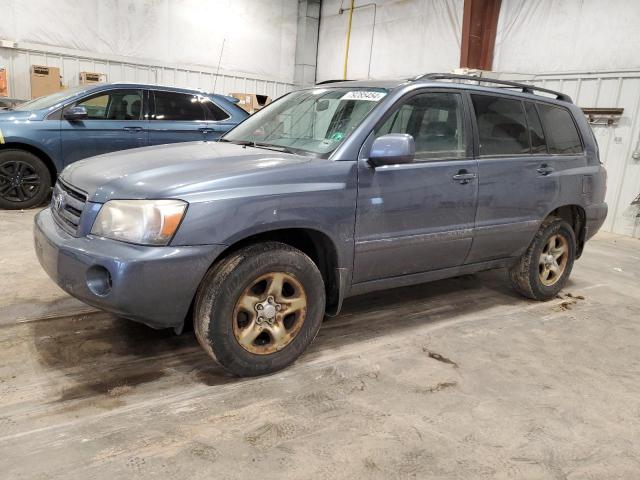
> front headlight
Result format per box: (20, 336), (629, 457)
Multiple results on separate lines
(91, 199), (187, 246)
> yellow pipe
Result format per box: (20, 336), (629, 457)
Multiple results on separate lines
(343, 0), (355, 80)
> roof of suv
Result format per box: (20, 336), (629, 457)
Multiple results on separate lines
(314, 74), (573, 105)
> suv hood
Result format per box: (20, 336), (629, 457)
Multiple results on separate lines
(61, 141), (314, 203)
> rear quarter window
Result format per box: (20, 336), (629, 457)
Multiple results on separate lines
(536, 104), (583, 154)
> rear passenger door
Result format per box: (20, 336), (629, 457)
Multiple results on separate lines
(200, 98), (235, 141)
(148, 90), (209, 145)
(353, 89), (478, 283)
(465, 94), (574, 263)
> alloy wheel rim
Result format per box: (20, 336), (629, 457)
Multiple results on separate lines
(0, 161), (42, 203)
(232, 272), (307, 355)
(538, 233), (569, 286)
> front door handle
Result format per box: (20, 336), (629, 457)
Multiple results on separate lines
(537, 164), (554, 175)
(452, 169), (477, 184)
(123, 126), (144, 132)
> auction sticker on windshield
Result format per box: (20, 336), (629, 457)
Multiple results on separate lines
(341, 91), (387, 101)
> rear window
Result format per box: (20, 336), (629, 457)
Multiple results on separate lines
(537, 104), (583, 154)
(471, 95), (529, 156)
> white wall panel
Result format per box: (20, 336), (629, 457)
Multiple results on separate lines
(0, 0), (298, 84)
(0, 44), (294, 101)
(316, 0), (462, 82)
(495, 0), (640, 73)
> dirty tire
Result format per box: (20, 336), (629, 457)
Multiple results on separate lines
(194, 242), (325, 377)
(0, 149), (52, 209)
(509, 216), (576, 301)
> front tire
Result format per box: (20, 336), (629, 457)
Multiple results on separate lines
(0, 150), (52, 209)
(509, 216), (576, 301)
(194, 242), (326, 377)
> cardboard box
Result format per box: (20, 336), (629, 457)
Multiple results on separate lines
(30, 65), (63, 98)
(0, 68), (7, 97)
(79, 71), (107, 85)
(230, 92), (271, 114)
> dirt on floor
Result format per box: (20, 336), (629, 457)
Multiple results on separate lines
(1, 209), (640, 479)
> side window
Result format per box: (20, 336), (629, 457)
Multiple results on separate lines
(524, 102), (547, 153)
(537, 104), (583, 154)
(203, 99), (230, 121)
(471, 95), (529, 156)
(375, 92), (467, 160)
(153, 91), (207, 121)
(70, 90), (143, 120)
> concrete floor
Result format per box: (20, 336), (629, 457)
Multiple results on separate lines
(1, 209), (639, 479)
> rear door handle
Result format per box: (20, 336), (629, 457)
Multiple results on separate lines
(537, 164), (554, 175)
(123, 126), (144, 132)
(452, 170), (477, 184)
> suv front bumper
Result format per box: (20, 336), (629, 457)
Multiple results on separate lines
(34, 207), (225, 330)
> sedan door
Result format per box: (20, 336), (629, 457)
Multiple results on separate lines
(60, 88), (147, 165)
(353, 90), (478, 284)
(148, 90), (209, 145)
(200, 97), (237, 141)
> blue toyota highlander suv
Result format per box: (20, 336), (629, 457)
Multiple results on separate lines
(0, 82), (248, 209)
(34, 74), (608, 376)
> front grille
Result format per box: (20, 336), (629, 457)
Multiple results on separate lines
(51, 180), (88, 235)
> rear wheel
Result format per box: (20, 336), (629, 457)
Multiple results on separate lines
(509, 216), (576, 300)
(194, 242), (325, 377)
(0, 150), (52, 209)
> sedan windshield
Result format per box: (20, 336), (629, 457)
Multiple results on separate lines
(222, 87), (388, 156)
(12, 85), (94, 111)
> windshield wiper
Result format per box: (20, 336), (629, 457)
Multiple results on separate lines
(253, 142), (296, 154)
(219, 138), (255, 147)
(220, 138), (295, 154)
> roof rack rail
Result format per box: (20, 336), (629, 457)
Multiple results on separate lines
(315, 79), (354, 85)
(414, 73), (573, 103)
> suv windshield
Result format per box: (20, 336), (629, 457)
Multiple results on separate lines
(12, 85), (94, 111)
(222, 87), (388, 156)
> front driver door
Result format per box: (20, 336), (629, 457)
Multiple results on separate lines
(60, 88), (147, 165)
(353, 90), (478, 284)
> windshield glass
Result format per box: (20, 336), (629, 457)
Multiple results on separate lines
(12, 85), (95, 111)
(223, 87), (388, 156)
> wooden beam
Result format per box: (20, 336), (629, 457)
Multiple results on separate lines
(460, 0), (502, 71)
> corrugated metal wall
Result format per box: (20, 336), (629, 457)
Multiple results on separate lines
(501, 71), (640, 238)
(0, 45), (294, 101)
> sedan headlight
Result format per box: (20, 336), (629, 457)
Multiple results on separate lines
(91, 199), (187, 246)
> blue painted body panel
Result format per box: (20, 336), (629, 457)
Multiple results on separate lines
(0, 83), (248, 174)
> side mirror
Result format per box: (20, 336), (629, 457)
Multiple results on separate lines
(368, 133), (415, 167)
(63, 105), (88, 121)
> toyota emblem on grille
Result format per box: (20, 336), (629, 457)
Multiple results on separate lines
(54, 191), (66, 211)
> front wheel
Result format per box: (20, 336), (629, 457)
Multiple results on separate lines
(0, 150), (52, 209)
(194, 242), (326, 377)
(509, 216), (576, 301)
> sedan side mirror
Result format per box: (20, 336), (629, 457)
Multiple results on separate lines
(368, 133), (415, 167)
(63, 105), (88, 121)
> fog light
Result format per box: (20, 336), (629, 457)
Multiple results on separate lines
(86, 265), (112, 297)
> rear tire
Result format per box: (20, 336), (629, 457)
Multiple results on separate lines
(194, 242), (325, 377)
(509, 216), (576, 301)
(0, 150), (52, 209)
